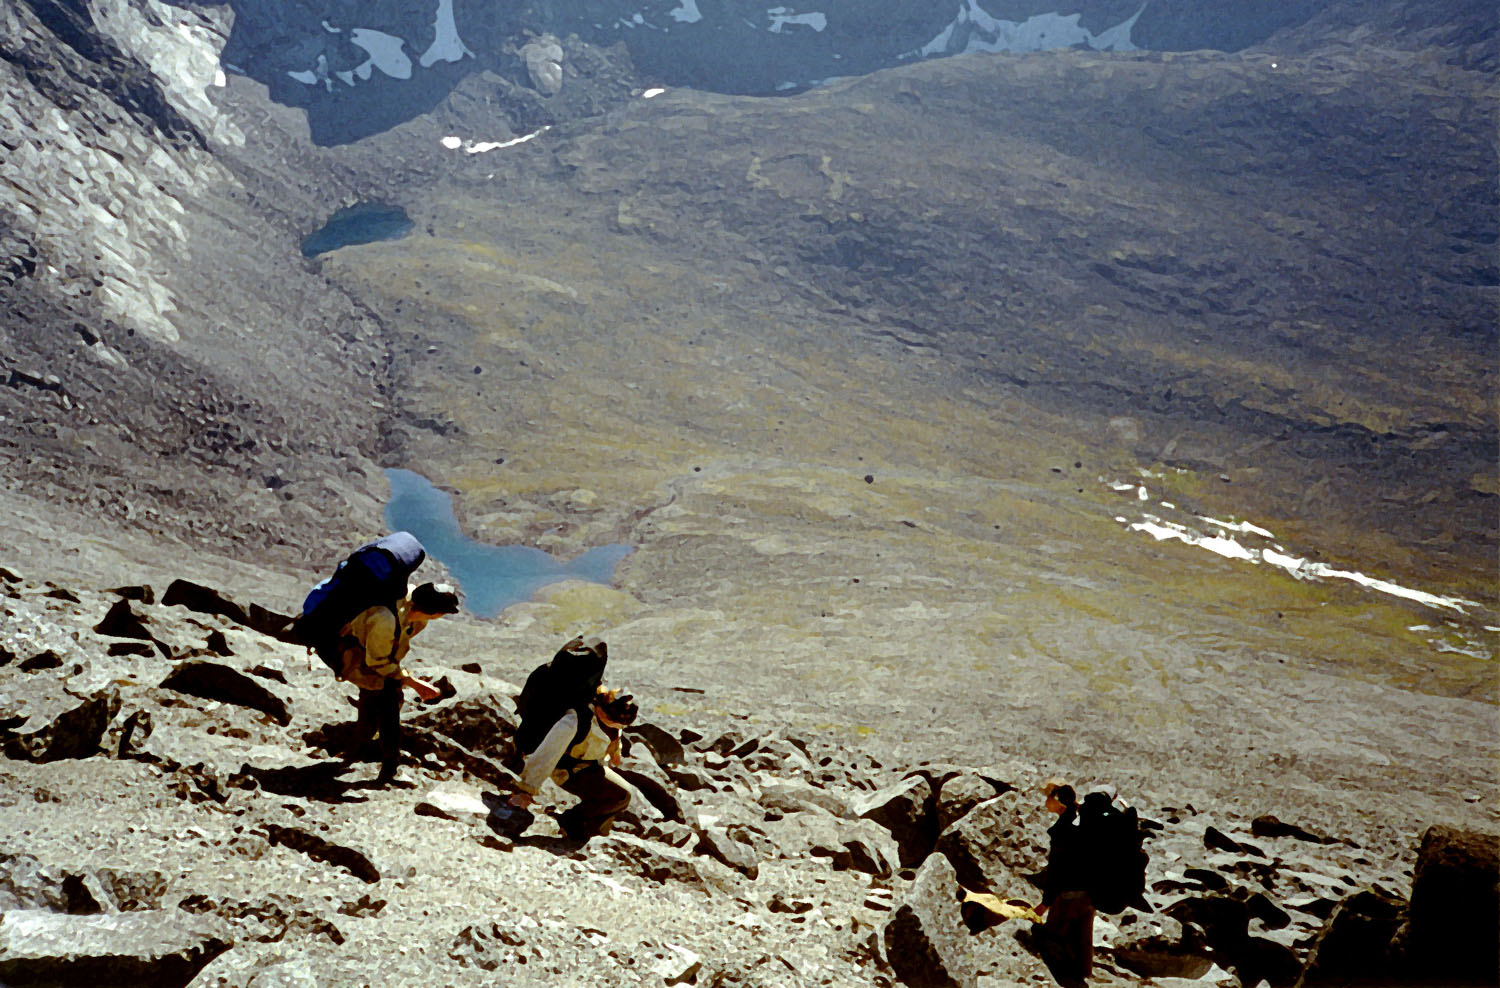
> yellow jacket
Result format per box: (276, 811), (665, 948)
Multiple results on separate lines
(338, 600), (416, 690)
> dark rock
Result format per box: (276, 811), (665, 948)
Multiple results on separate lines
(934, 770), (1013, 832)
(0, 566), (20, 583)
(460, 661), (482, 674)
(627, 723), (687, 766)
(1285, 894), (1340, 920)
(853, 774), (938, 868)
(698, 730), (748, 756)
(932, 791), (1049, 897)
(617, 764), (688, 823)
(0, 909), (229, 987)
(696, 827), (761, 878)
(60, 874), (104, 915)
(248, 664), (286, 684)
(841, 819), (903, 879)
(245, 602), (295, 638)
(1398, 825), (1499, 985)
(1205, 825), (1255, 855)
(4, 689), (120, 761)
(1248, 891), (1293, 930)
(19, 650), (64, 672)
(0, 642), (13, 665)
(45, 587), (80, 602)
(664, 763), (716, 792)
(1115, 926), (1215, 980)
(403, 693), (516, 764)
(1165, 893), (1251, 950)
(401, 729), (514, 791)
(93, 599), (153, 639)
(0, 853), (72, 912)
(106, 584), (155, 604)
(1295, 889), (1405, 987)
(260, 824), (380, 884)
(883, 854), (977, 988)
(1238, 934), (1303, 988)
(162, 579), (251, 626)
(204, 630), (233, 656)
(605, 834), (739, 894)
(106, 641), (155, 657)
(1251, 814), (1340, 845)
(1184, 867), (1233, 892)
(759, 777), (851, 817)
(113, 709), (153, 758)
(159, 661), (290, 725)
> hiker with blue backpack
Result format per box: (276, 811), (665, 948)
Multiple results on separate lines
(339, 580), (459, 784)
(292, 533), (460, 785)
(507, 637), (640, 841)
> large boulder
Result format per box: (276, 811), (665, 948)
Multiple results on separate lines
(1399, 825), (1499, 985)
(159, 662), (290, 726)
(933, 791), (1049, 896)
(3, 689), (120, 761)
(0, 910), (229, 987)
(883, 854), (977, 988)
(853, 775), (938, 867)
(1295, 889), (1406, 987)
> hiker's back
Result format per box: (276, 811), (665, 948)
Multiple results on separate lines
(292, 532), (426, 673)
(515, 637), (609, 754)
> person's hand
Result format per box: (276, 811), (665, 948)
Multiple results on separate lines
(406, 676), (442, 701)
(508, 791), (534, 809)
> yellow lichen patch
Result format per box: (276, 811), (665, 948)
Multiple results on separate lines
(523, 581), (643, 637)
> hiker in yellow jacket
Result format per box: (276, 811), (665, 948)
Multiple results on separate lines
(340, 582), (459, 785)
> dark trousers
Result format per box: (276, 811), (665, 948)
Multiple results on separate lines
(354, 678), (403, 777)
(1043, 891), (1095, 980)
(557, 764), (632, 839)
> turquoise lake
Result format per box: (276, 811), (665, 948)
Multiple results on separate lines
(383, 468), (633, 619)
(301, 202), (413, 258)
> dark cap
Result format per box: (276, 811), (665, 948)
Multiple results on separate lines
(411, 582), (461, 616)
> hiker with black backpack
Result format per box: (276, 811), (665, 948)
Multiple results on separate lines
(1037, 781), (1095, 982)
(507, 637), (639, 841)
(290, 532), (460, 785)
(1034, 780), (1151, 982)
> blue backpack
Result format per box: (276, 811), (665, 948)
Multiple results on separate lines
(292, 532), (426, 673)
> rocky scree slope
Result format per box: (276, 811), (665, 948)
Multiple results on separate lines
(0, 565), (1495, 987)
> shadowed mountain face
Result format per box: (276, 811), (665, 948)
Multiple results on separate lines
(0, 3), (1497, 984)
(213, 0), (1499, 142)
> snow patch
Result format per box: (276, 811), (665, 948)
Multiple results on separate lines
(670, 0), (703, 24)
(768, 8), (828, 33)
(350, 29), (412, 80)
(906, 0), (1146, 58)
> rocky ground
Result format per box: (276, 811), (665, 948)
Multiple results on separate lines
(0, 567), (1494, 987)
(0, 0), (1496, 985)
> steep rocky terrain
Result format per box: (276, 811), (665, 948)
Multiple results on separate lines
(0, 0), (1495, 985)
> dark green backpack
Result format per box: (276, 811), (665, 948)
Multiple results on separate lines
(1079, 791), (1150, 914)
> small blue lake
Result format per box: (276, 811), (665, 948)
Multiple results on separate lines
(301, 202), (413, 258)
(384, 468), (634, 619)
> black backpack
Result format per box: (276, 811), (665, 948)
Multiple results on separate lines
(515, 638), (608, 755)
(291, 532), (426, 673)
(1078, 791), (1151, 914)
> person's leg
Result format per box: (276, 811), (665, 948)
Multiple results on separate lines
(558, 764), (632, 839)
(349, 687), (379, 760)
(1043, 892), (1095, 980)
(374, 677), (404, 781)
